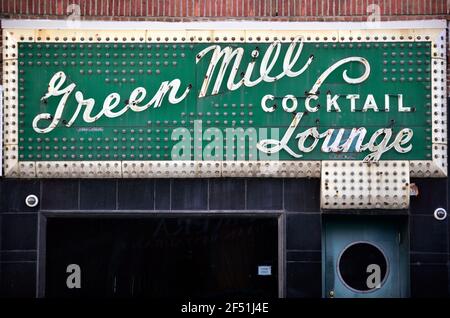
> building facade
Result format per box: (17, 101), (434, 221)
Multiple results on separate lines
(0, 0), (449, 298)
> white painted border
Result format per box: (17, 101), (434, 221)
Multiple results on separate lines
(1, 24), (447, 178)
(1, 19), (447, 30)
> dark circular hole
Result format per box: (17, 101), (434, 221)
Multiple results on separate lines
(338, 242), (388, 292)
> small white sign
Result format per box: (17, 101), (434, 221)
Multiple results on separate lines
(258, 265), (272, 276)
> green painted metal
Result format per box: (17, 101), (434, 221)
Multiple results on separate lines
(322, 216), (409, 298)
(18, 41), (432, 161)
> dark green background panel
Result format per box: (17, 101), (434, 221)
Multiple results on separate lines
(18, 41), (432, 161)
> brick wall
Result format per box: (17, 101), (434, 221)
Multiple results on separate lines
(0, 0), (449, 91)
(0, 0), (448, 20)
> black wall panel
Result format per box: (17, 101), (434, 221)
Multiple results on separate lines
(0, 177), (448, 297)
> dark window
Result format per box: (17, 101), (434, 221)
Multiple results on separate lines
(338, 242), (388, 292)
(46, 216), (278, 297)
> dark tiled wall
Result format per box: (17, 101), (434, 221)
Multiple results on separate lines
(0, 178), (321, 298)
(0, 177), (448, 298)
(0, 180), (39, 297)
(409, 178), (449, 297)
(8, 178), (319, 212)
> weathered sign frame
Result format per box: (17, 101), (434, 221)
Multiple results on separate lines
(2, 20), (447, 179)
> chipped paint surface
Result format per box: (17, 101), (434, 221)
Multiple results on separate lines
(321, 161), (410, 209)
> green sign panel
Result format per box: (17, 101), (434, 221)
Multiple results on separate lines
(17, 38), (432, 163)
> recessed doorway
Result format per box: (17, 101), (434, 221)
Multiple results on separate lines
(44, 215), (280, 297)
